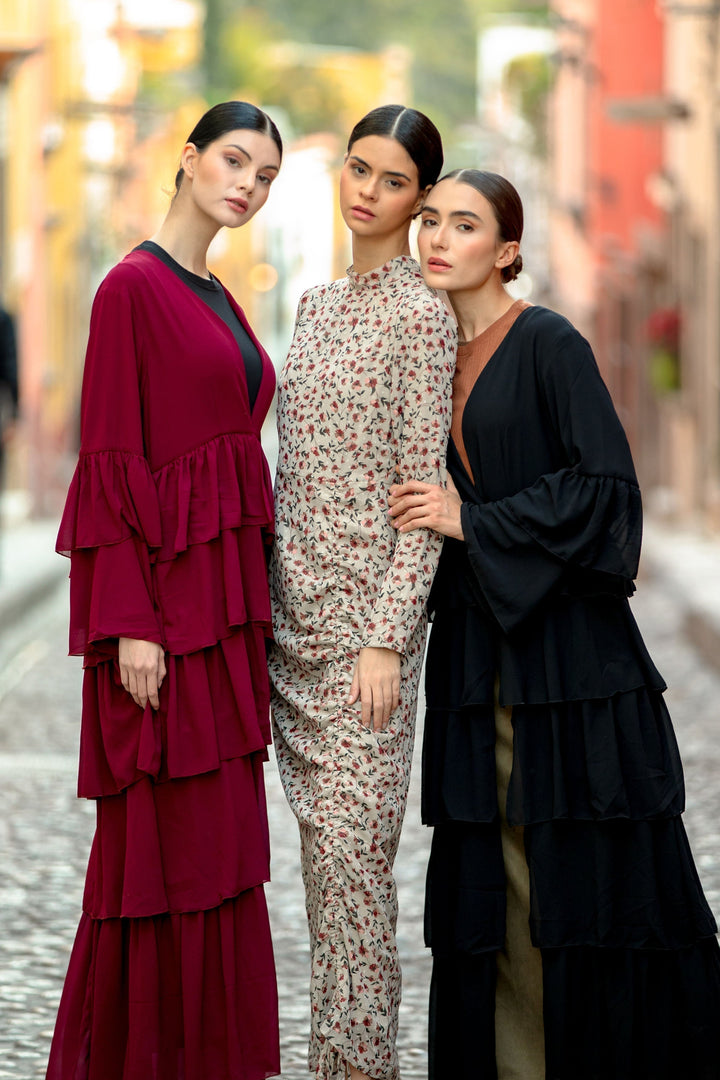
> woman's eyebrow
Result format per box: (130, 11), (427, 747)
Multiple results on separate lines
(450, 210), (483, 222)
(223, 143), (279, 171)
(349, 154), (412, 183)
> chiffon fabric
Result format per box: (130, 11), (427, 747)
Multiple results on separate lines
(268, 257), (456, 1079)
(46, 249), (280, 1080)
(424, 304), (720, 1080)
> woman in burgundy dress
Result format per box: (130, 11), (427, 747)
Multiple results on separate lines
(390, 170), (720, 1079)
(47, 101), (283, 1080)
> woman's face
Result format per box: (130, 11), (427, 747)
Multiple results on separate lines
(339, 134), (424, 240)
(418, 178), (517, 293)
(181, 128), (281, 228)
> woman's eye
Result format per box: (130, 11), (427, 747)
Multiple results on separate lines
(458, 223), (473, 232)
(421, 217), (437, 228)
(226, 156), (240, 167)
(258, 173), (272, 186)
(386, 178), (401, 189)
(352, 165), (366, 176)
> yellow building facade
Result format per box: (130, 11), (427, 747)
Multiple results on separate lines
(0, 0), (204, 515)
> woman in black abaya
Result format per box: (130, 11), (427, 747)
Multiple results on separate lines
(389, 169), (720, 1080)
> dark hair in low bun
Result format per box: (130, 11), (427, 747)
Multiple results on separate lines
(440, 168), (524, 282)
(347, 105), (444, 190)
(174, 101), (282, 193)
(505, 252), (523, 284)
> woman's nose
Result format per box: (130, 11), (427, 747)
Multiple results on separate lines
(237, 169), (254, 195)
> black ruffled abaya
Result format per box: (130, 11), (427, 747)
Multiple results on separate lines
(423, 305), (720, 1080)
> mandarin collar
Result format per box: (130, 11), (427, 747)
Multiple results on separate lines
(346, 254), (419, 292)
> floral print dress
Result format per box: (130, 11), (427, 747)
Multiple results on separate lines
(268, 255), (456, 1079)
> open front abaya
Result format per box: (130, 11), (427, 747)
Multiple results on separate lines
(423, 304), (720, 1080)
(46, 249), (280, 1080)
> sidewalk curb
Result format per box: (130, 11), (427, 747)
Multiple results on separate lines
(0, 563), (66, 638)
(640, 519), (720, 674)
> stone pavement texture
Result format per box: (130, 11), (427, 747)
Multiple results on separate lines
(0, 513), (719, 1078)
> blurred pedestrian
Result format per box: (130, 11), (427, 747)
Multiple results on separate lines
(389, 169), (720, 1080)
(267, 105), (456, 1080)
(0, 300), (19, 531)
(46, 101), (283, 1080)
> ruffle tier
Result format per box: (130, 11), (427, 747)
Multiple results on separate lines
(83, 752), (270, 919)
(79, 624), (271, 797)
(57, 448), (162, 554)
(426, 595), (665, 709)
(459, 470), (642, 636)
(153, 431), (274, 562)
(526, 817), (718, 949)
(428, 940), (720, 1080)
(541, 942), (720, 1080)
(426, 816), (717, 956)
(152, 526), (272, 654)
(56, 434), (275, 656)
(45, 890), (280, 1080)
(423, 688), (685, 827)
(57, 434), (273, 560)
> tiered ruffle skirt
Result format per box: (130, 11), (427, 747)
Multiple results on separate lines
(47, 434), (280, 1080)
(423, 596), (720, 1080)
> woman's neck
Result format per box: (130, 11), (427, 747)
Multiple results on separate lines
(150, 197), (220, 279)
(450, 280), (516, 343)
(350, 229), (411, 276)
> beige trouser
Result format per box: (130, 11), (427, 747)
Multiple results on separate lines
(494, 701), (546, 1080)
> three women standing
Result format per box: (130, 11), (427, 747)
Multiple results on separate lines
(267, 106), (456, 1080)
(390, 169), (720, 1079)
(48, 102), (283, 1080)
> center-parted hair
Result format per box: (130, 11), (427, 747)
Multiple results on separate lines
(175, 101), (283, 193)
(441, 169), (524, 282)
(347, 105), (444, 190)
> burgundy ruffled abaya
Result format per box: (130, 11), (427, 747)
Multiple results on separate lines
(46, 249), (280, 1080)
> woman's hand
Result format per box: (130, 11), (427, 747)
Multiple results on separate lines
(348, 646), (401, 732)
(118, 637), (166, 710)
(388, 474), (464, 540)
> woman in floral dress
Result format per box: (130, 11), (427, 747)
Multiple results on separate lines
(267, 105), (456, 1080)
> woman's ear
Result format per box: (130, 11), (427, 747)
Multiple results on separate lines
(180, 142), (198, 180)
(496, 240), (520, 271)
(411, 184), (432, 219)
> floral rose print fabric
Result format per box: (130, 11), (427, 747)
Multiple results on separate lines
(268, 256), (456, 1079)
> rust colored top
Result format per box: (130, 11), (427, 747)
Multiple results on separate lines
(451, 299), (532, 483)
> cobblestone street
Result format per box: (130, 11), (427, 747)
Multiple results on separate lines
(1, 563), (719, 1079)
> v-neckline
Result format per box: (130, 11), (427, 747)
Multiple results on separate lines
(453, 305), (534, 489)
(137, 247), (265, 420)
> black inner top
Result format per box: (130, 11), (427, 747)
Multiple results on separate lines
(135, 241), (262, 410)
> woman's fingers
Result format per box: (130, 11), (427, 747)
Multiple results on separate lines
(360, 674), (373, 728)
(391, 672), (400, 715)
(388, 488), (438, 517)
(352, 647), (401, 731)
(389, 480), (433, 500)
(374, 684), (386, 731)
(157, 650), (167, 688)
(146, 672), (161, 711)
(348, 665), (360, 705)
(118, 637), (166, 710)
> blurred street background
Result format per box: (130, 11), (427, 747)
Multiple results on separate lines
(1, 0), (720, 1077)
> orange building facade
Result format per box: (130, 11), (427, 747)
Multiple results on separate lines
(549, 0), (720, 529)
